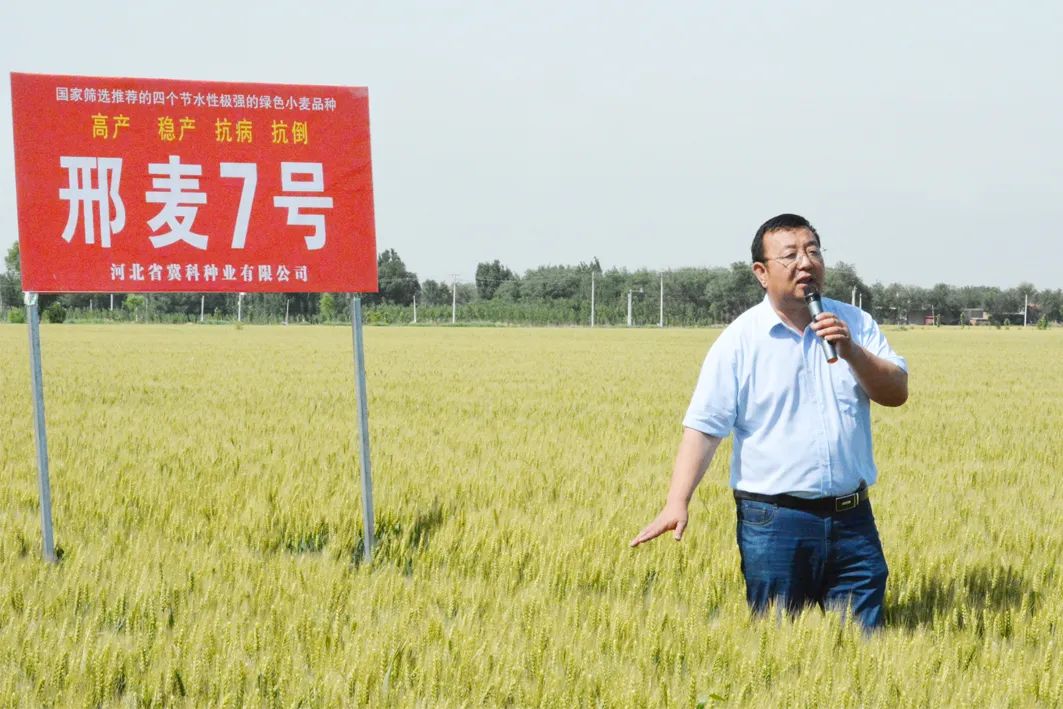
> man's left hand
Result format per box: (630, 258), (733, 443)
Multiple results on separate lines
(811, 312), (854, 359)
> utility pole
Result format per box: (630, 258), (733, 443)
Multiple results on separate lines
(1024, 292), (1028, 327)
(110, 294), (114, 311)
(590, 271), (596, 327)
(627, 287), (643, 327)
(284, 299), (290, 326)
(851, 285), (857, 306)
(858, 292), (863, 310)
(199, 295), (205, 323)
(237, 292), (244, 323)
(412, 293), (417, 324)
(450, 275), (457, 324)
(659, 273), (664, 328)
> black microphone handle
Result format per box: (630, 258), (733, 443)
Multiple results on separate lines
(805, 294), (839, 363)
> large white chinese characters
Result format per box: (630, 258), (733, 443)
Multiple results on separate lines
(220, 162), (257, 248)
(55, 157), (333, 252)
(58, 156), (126, 247)
(146, 155), (208, 249)
(273, 162), (334, 251)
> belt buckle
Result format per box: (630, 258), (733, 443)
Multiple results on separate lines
(834, 492), (858, 512)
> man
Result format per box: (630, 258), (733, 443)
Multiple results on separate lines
(630, 214), (908, 629)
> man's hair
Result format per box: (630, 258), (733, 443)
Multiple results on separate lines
(751, 214), (821, 264)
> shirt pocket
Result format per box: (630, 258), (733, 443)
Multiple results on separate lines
(831, 366), (865, 417)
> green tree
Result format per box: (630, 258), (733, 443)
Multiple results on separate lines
(874, 282), (917, 324)
(475, 260), (515, 300)
(420, 279), (451, 306)
(123, 294), (145, 321)
(4, 242), (19, 274)
(1009, 283), (1038, 324)
(43, 301), (66, 323)
(454, 282), (476, 305)
(372, 249), (419, 305)
(521, 265), (587, 301)
(280, 293), (320, 322)
(1038, 289), (1062, 322)
(1, 243), (22, 310)
(319, 293), (337, 321)
(494, 279), (522, 302)
(926, 283), (957, 324)
(705, 262), (761, 323)
(824, 261), (873, 314)
(3, 243), (65, 312)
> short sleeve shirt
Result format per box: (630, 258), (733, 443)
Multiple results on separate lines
(683, 295), (907, 497)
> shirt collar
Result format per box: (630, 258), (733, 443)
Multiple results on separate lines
(758, 294), (804, 336)
(758, 295), (785, 331)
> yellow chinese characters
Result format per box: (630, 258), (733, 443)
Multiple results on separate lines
(271, 120), (309, 145)
(158, 117), (176, 142)
(88, 109), (311, 145)
(215, 118), (252, 143)
(91, 114), (108, 139)
(271, 120), (289, 144)
(155, 116), (196, 141)
(126, 116), (304, 144)
(90, 114), (130, 139)
(292, 121), (308, 145)
(215, 118), (233, 142)
(179, 118), (195, 140)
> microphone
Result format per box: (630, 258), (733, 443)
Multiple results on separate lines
(804, 287), (838, 364)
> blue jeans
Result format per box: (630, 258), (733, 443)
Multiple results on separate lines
(735, 498), (888, 629)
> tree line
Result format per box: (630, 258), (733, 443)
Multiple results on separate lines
(2, 243), (1060, 327)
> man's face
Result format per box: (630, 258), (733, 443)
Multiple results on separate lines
(752, 227), (826, 304)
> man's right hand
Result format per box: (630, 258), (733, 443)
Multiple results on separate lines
(629, 500), (689, 547)
(629, 428), (721, 549)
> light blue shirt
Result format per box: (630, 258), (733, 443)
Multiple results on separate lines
(683, 295), (907, 497)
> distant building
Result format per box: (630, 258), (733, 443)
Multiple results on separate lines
(961, 308), (990, 326)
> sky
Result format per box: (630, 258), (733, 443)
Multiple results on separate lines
(2, 1), (1061, 289)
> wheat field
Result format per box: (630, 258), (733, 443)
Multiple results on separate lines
(0, 323), (1060, 707)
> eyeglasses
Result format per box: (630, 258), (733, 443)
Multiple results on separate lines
(763, 247), (826, 269)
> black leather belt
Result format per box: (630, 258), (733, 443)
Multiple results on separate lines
(733, 484), (868, 514)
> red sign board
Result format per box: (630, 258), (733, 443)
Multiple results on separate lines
(9, 73), (377, 293)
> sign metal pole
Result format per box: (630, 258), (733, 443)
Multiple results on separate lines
(25, 293), (57, 563)
(351, 295), (375, 561)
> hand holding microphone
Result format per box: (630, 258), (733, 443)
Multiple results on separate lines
(804, 287), (840, 363)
